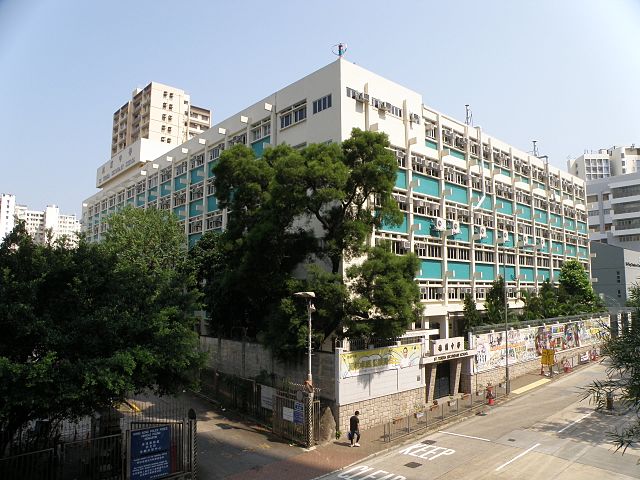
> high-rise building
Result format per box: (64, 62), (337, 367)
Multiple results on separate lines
(586, 171), (640, 252)
(83, 59), (590, 337)
(110, 82), (211, 157)
(568, 145), (640, 181)
(0, 194), (81, 244)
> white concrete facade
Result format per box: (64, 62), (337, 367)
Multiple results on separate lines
(568, 145), (640, 181)
(83, 59), (590, 335)
(587, 171), (640, 252)
(1, 194), (80, 244)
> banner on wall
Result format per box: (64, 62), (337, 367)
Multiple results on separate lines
(339, 343), (422, 379)
(475, 317), (609, 373)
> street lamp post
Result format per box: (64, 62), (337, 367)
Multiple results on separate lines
(503, 243), (510, 395)
(293, 291), (316, 387)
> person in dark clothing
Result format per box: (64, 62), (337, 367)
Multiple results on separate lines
(349, 410), (360, 447)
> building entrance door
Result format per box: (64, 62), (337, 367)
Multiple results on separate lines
(434, 361), (451, 399)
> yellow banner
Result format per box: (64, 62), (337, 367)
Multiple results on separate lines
(339, 344), (421, 378)
(541, 348), (555, 366)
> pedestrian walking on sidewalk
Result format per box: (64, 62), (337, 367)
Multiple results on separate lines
(349, 411), (360, 447)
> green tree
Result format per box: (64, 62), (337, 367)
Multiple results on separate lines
(484, 276), (506, 325)
(344, 244), (421, 339)
(558, 260), (603, 314)
(463, 293), (483, 332)
(520, 280), (560, 321)
(199, 130), (412, 357)
(583, 325), (640, 453)
(0, 210), (204, 454)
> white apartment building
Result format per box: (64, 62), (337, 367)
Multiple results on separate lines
(0, 194), (81, 244)
(111, 82), (211, 157)
(587, 171), (640, 252)
(568, 145), (640, 181)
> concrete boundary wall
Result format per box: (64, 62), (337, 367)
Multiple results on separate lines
(199, 336), (336, 401)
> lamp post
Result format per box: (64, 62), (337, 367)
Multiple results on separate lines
(498, 234), (510, 395)
(293, 291), (316, 387)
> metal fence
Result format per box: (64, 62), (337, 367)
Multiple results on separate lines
(384, 384), (506, 442)
(271, 389), (320, 447)
(0, 397), (197, 480)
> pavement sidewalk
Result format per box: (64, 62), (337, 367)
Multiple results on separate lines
(194, 361), (596, 480)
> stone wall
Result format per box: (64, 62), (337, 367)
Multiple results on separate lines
(199, 336), (336, 401)
(336, 387), (425, 434)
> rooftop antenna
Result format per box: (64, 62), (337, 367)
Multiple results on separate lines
(532, 140), (539, 157)
(464, 104), (473, 126)
(332, 43), (348, 58)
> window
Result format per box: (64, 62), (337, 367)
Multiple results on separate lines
(280, 101), (307, 129)
(167, 138), (171, 143)
(162, 103), (167, 109)
(313, 94), (332, 114)
(168, 104), (173, 111)
(162, 114), (166, 121)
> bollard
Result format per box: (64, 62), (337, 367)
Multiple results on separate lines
(606, 391), (614, 411)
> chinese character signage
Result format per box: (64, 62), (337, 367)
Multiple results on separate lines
(130, 425), (171, 480)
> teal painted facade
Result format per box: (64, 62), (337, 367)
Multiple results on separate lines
(174, 174), (187, 191)
(419, 259), (442, 279)
(425, 139), (438, 150)
(136, 194), (145, 206)
(381, 213), (408, 233)
(516, 203), (532, 220)
(578, 246), (588, 258)
(454, 223), (470, 242)
(552, 241), (564, 255)
(450, 150), (465, 160)
(520, 267), (535, 282)
(412, 216), (434, 236)
(448, 261), (471, 280)
(173, 206), (186, 220)
(190, 166), (204, 184)
(496, 197), (513, 215)
(251, 135), (270, 157)
(565, 218), (575, 231)
(475, 263), (495, 281)
(551, 214), (562, 228)
(577, 221), (587, 233)
(160, 182), (171, 197)
(207, 196), (217, 212)
(445, 182), (468, 203)
(534, 209), (548, 224)
(500, 168), (511, 177)
(207, 161), (217, 178)
(566, 244), (577, 257)
(538, 269), (550, 281)
(189, 200), (203, 218)
(147, 187), (157, 202)
(413, 174), (440, 196)
(188, 233), (202, 248)
(395, 170), (407, 189)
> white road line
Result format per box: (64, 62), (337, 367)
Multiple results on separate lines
(438, 431), (491, 442)
(557, 411), (595, 433)
(495, 443), (541, 471)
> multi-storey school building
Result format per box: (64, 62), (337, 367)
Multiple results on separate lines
(83, 59), (589, 331)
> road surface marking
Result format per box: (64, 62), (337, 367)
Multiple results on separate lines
(399, 443), (456, 461)
(338, 465), (406, 479)
(557, 411), (595, 433)
(511, 379), (550, 395)
(495, 443), (541, 471)
(438, 431), (491, 442)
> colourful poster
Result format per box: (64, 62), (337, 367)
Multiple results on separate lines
(339, 343), (422, 378)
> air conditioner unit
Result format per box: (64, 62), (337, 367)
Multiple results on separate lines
(435, 217), (446, 231)
(455, 137), (467, 148)
(478, 225), (487, 238)
(518, 235), (530, 247)
(452, 220), (461, 234)
(355, 92), (369, 103)
(378, 102), (389, 112)
(538, 238), (546, 248)
(500, 230), (510, 243)
(402, 240), (411, 249)
(410, 113), (420, 124)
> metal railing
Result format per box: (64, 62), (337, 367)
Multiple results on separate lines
(383, 384), (507, 442)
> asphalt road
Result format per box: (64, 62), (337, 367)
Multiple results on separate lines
(324, 362), (640, 480)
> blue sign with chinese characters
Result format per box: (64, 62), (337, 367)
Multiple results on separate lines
(130, 425), (171, 480)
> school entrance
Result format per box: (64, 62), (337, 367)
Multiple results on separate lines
(433, 361), (451, 398)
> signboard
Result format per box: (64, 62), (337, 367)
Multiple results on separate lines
(422, 350), (476, 364)
(293, 402), (304, 425)
(130, 425), (171, 480)
(541, 348), (555, 366)
(260, 385), (274, 411)
(282, 406), (294, 422)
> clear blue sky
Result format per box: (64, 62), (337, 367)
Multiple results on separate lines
(1, 0), (638, 216)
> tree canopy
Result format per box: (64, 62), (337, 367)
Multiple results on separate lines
(193, 129), (419, 358)
(0, 209), (203, 453)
